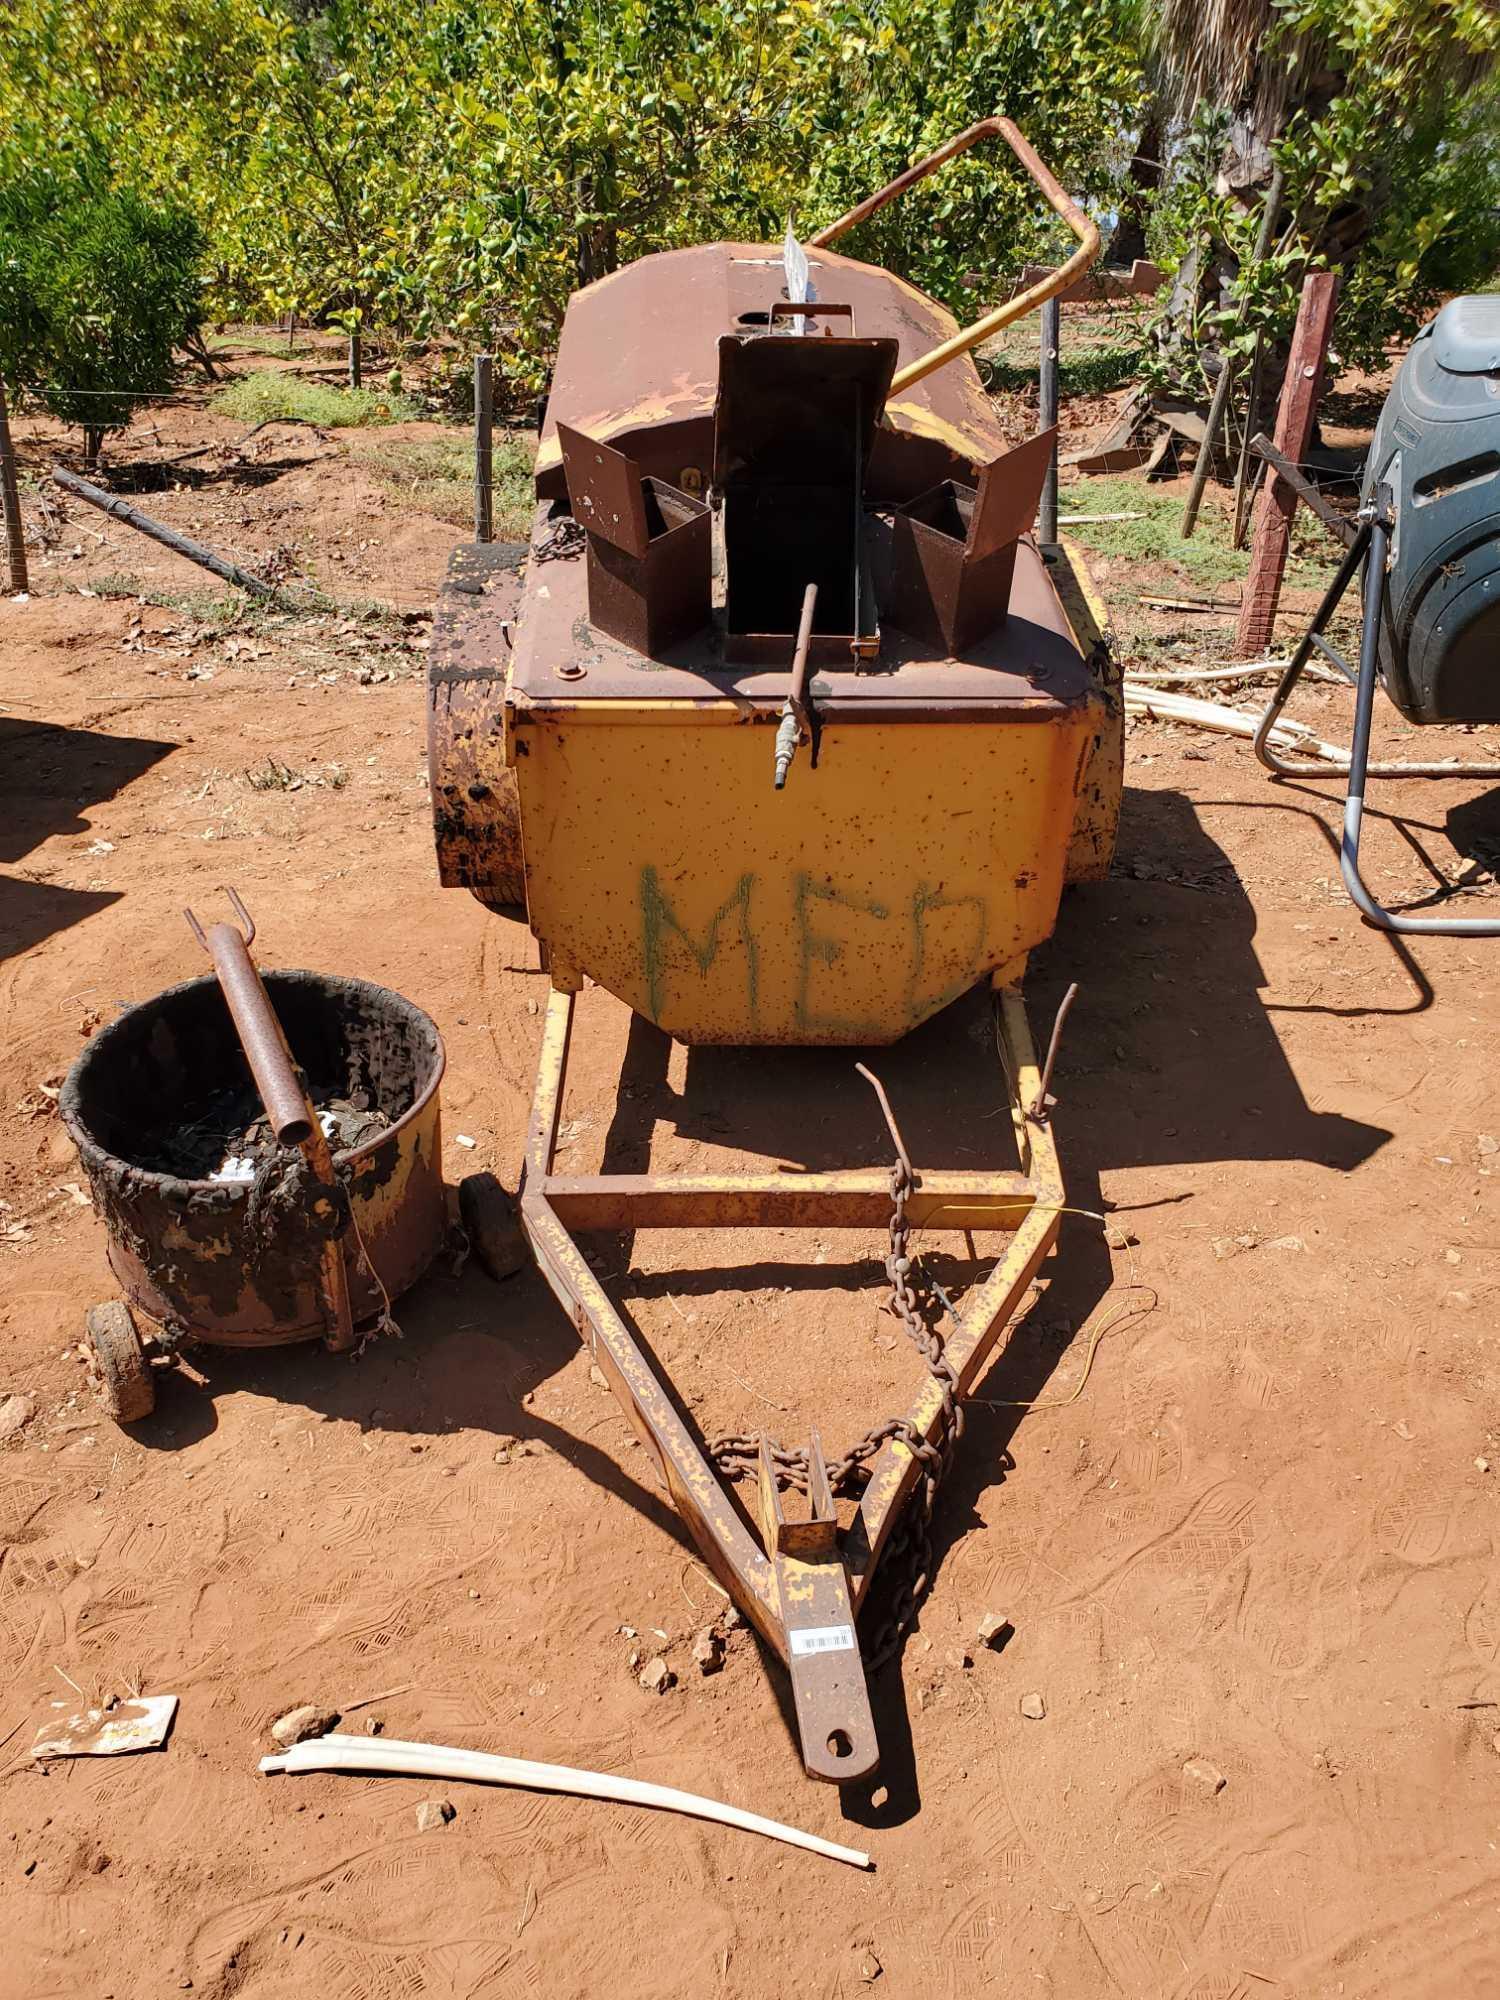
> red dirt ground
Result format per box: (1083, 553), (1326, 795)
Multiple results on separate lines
(2, 349), (1500, 2000)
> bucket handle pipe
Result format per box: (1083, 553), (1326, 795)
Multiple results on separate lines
(184, 890), (357, 1349)
(808, 117), (1100, 399)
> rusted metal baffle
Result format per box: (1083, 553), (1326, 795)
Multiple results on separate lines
(888, 426), (1057, 655)
(773, 583), (819, 789)
(554, 421), (710, 658)
(757, 1433), (879, 1785)
(183, 890), (356, 1350)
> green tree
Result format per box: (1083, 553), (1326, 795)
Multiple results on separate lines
(0, 167), (204, 466)
(1144, 0), (1500, 395)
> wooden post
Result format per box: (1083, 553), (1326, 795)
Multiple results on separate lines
(0, 373), (28, 595)
(1038, 295), (1060, 543)
(474, 353), (495, 544)
(1235, 270), (1339, 658)
(348, 329), (362, 391)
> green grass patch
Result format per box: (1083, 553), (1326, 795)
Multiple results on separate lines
(211, 370), (423, 427)
(347, 430), (535, 537)
(982, 343), (1143, 397)
(1056, 473), (1330, 595)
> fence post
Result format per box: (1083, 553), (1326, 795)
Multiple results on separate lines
(0, 373), (28, 595)
(1039, 295), (1060, 544)
(1235, 270), (1340, 658)
(474, 353), (495, 544)
(348, 329), (362, 391)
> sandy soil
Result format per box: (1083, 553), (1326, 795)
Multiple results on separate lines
(2, 348), (1500, 2000)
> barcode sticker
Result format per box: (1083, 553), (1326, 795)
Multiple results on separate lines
(789, 1623), (857, 1657)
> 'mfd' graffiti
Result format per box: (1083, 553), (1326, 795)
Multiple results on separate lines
(640, 865), (991, 1036)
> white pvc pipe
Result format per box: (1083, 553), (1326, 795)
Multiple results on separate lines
(260, 1733), (873, 1870)
(1124, 683), (1351, 763)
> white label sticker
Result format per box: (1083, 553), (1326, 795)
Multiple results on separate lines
(789, 1623), (857, 1657)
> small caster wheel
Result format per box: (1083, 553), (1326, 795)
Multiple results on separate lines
(85, 1301), (155, 1423)
(458, 1172), (529, 1282)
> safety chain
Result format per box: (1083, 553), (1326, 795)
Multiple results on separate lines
(708, 1074), (963, 1671)
(534, 515), (586, 563)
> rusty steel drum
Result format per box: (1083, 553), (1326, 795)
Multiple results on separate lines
(62, 970), (447, 1348)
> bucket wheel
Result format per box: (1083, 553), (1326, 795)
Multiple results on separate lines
(459, 1172), (529, 1282)
(85, 1300), (155, 1423)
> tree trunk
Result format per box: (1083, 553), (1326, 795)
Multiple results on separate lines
(1106, 115), (1163, 268)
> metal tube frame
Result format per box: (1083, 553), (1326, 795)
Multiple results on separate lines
(517, 981), (1065, 1785)
(1254, 495), (1500, 935)
(809, 117), (1100, 400)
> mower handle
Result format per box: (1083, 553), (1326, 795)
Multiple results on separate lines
(808, 116), (1100, 398)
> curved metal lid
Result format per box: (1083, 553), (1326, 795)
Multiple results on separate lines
(537, 240), (1009, 494)
(1431, 296), (1500, 375)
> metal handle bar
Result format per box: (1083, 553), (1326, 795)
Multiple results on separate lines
(808, 116), (1100, 398)
(184, 890), (312, 1146)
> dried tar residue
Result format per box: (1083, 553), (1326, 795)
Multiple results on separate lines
(145, 1086), (390, 1180)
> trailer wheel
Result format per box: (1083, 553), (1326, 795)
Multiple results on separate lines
(85, 1301), (155, 1423)
(458, 1173), (529, 1282)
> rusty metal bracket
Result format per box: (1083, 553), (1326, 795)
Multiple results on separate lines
(516, 981), (1066, 1785)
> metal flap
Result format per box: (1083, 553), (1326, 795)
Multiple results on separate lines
(712, 332), (898, 491)
(556, 421), (650, 556)
(967, 426), (1058, 561)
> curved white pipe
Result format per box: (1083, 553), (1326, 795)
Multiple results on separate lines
(260, 1732), (872, 1870)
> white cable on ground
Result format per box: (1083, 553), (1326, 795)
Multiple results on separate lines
(260, 1732), (873, 1870)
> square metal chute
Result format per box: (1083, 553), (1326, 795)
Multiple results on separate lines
(713, 331), (898, 664)
(887, 425), (1057, 655)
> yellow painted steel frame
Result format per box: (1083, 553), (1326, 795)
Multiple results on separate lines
(517, 980), (1064, 1786)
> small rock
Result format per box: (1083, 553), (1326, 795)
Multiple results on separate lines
(454, 1134), (477, 1149)
(1263, 1235), (1304, 1253)
(723, 1606), (746, 1631)
(1476, 1457), (1490, 1474)
(493, 1449), (511, 1465)
(1019, 1691), (1046, 1721)
(1491, 1732), (1500, 1757)
(858, 1952), (882, 1984)
(0, 1394), (36, 1440)
(977, 1611), (1011, 1650)
(640, 1657), (675, 1695)
(1478, 1134), (1498, 1157)
(270, 1704), (340, 1748)
(948, 1648), (974, 1672)
(415, 1799), (455, 1832)
(1183, 1757), (1226, 1795)
(365, 1717), (383, 1735)
(692, 1632), (724, 1676)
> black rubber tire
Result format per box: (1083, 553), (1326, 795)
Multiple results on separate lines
(458, 1172), (529, 1282)
(85, 1301), (155, 1423)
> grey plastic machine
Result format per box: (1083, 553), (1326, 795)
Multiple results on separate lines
(1256, 294), (1500, 934)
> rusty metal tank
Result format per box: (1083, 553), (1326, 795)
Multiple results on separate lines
(429, 123), (1121, 1045)
(62, 969), (447, 1351)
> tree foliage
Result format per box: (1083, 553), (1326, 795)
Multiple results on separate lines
(1144, 0), (1500, 388)
(0, 0), (1146, 394)
(0, 166), (203, 463)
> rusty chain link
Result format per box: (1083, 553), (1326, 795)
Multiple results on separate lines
(534, 515), (586, 563)
(709, 1072), (963, 1671)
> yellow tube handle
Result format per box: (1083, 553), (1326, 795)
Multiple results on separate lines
(808, 116), (1101, 399)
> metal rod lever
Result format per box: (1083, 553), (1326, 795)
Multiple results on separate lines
(773, 583), (819, 790)
(184, 889), (357, 1348)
